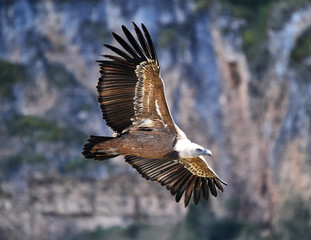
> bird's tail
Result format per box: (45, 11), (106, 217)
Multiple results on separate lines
(82, 135), (120, 160)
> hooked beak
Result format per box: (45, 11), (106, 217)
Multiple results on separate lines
(203, 149), (212, 156)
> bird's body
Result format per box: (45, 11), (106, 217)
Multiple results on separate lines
(83, 22), (226, 207)
(91, 128), (176, 159)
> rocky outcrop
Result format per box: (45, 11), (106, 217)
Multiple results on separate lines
(0, 172), (185, 240)
(209, 3), (311, 232)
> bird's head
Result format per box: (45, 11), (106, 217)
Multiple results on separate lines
(175, 140), (212, 158)
(193, 144), (212, 157)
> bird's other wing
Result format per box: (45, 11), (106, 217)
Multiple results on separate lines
(97, 22), (175, 134)
(125, 155), (227, 207)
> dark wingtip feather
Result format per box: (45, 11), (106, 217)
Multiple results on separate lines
(141, 23), (158, 65)
(213, 178), (224, 192)
(219, 178), (228, 186)
(112, 32), (140, 60)
(208, 178), (217, 197)
(102, 54), (127, 62)
(103, 44), (134, 62)
(184, 175), (197, 207)
(193, 177), (202, 205)
(201, 178), (209, 201)
(162, 168), (188, 188)
(175, 173), (191, 203)
(122, 24), (148, 61)
(132, 22), (152, 60)
(170, 171), (190, 196)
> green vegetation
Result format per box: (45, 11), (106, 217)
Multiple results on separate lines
(276, 196), (311, 240)
(290, 27), (311, 63)
(0, 153), (45, 174)
(63, 157), (94, 173)
(157, 23), (193, 57)
(6, 114), (86, 144)
(0, 60), (28, 99)
(79, 20), (111, 43)
(76, 226), (122, 240)
(46, 63), (77, 89)
(169, 200), (272, 240)
(269, 0), (311, 31)
(58, 196), (311, 240)
(289, 27), (311, 84)
(194, 0), (212, 12)
(224, 0), (274, 73)
(3, 114), (88, 176)
(223, 0), (311, 73)
(64, 223), (165, 240)
(157, 25), (178, 49)
(63, 157), (88, 172)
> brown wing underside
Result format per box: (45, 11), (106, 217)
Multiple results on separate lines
(97, 22), (175, 133)
(125, 156), (226, 207)
(97, 61), (136, 132)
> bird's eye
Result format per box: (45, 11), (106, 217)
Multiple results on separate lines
(196, 148), (203, 153)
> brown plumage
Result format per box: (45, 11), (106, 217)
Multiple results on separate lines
(82, 22), (227, 207)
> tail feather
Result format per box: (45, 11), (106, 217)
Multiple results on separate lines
(82, 135), (120, 160)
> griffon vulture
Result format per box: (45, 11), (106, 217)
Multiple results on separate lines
(83, 22), (226, 207)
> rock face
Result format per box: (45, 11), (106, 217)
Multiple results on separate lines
(1, 0), (311, 239)
(0, 173), (185, 240)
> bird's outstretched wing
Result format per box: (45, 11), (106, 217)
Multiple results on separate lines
(125, 155), (227, 207)
(97, 22), (175, 134)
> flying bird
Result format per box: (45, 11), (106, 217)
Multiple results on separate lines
(83, 22), (226, 207)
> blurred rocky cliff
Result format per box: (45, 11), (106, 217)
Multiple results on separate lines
(1, 0), (311, 239)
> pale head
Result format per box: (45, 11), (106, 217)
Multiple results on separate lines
(174, 139), (212, 159)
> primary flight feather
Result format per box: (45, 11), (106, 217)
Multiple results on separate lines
(82, 22), (226, 207)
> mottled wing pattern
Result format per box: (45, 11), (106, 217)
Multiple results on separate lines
(125, 156), (227, 207)
(97, 22), (174, 133)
